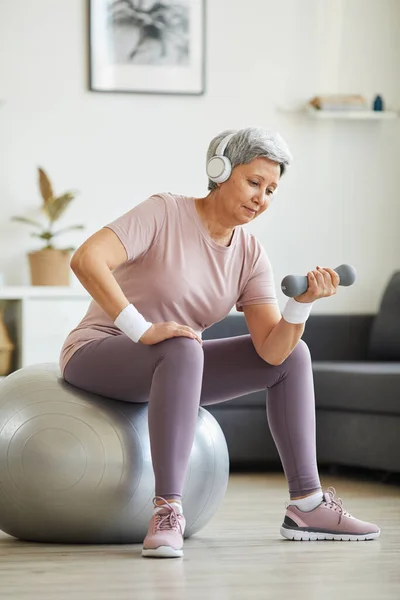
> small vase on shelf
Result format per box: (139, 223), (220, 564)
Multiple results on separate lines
(372, 95), (384, 111)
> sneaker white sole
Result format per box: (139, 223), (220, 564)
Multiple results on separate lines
(142, 546), (183, 558)
(280, 526), (380, 541)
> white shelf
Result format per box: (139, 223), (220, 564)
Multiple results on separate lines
(0, 291), (91, 376)
(306, 106), (398, 120)
(278, 105), (399, 120)
(0, 286), (89, 300)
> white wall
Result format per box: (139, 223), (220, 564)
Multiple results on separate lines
(0, 0), (399, 314)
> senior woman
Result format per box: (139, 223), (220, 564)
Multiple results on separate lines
(60, 127), (380, 558)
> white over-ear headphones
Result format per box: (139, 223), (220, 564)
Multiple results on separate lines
(206, 132), (236, 184)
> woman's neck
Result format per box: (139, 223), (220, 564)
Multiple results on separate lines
(195, 192), (235, 247)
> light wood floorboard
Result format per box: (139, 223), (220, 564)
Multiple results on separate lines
(1, 473), (399, 600)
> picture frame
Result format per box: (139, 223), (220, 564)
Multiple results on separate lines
(88, 0), (206, 95)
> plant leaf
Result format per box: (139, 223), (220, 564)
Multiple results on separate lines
(38, 168), (54, 205)
(52, 225), (85, 237)
(31, 232), (53, 241)
(11, 216), (43, 229)
(44, 192), (77, 222)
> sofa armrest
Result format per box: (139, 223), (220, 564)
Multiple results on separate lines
(302, 314), (375, 361)
(204, 313), (375, 361)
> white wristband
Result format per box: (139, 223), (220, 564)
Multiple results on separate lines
(114, 304), (153, 343)
(282, 298), (315, 324)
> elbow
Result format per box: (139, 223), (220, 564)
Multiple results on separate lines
(259, 348), (288, 366)
(70, 246), (111, 283)
(264, 350), (295, 366)
(70, 246), (94, 276)
(70, 249), (83, 275)
(256, 348), (283, 367)
(265, 357), (284, 367)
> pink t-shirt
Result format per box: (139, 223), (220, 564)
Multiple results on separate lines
(60, 193), (277, 374)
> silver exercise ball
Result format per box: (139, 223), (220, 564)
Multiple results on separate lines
(0, 363), (229, 544)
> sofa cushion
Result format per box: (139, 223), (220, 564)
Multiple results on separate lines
(368, 271), (400, 361)
(313, 361), (400, 415)
(302, 314), (374, 361)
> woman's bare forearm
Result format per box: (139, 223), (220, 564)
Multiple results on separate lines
(259, 318), (305, 365)
(71, 253), (129, 321)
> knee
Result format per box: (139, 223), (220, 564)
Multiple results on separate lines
(161, 336), (204, 369)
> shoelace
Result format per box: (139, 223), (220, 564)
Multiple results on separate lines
(285, 487), (352, 524)
(153, 496), (183, 534)
(323, 486), (352, 524)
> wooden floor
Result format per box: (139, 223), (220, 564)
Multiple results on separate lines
(0, 472), (399, 600)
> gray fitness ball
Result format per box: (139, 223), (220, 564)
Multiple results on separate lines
(0, 363), (229, 544)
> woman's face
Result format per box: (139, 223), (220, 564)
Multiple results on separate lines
(218, 157), (280, 225)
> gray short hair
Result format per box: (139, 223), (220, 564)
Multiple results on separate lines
(206, 127), (292, 191)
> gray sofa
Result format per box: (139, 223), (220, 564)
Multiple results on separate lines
(203, 272), (400, 475)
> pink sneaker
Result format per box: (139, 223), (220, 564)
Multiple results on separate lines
(142, 497), (186, 558)
(281, 487), (380, 541)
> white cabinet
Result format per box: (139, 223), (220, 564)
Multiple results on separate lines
(0, 287), (91, 375)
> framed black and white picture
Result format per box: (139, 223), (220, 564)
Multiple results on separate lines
(89, 0), (206, 95)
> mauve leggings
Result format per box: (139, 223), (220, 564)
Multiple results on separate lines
(63, 334), (321, 500)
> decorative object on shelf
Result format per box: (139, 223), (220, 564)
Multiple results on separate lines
(0, 307), (14, 376)
(11, 168), (84, 286)
(89, 0), (206, 95)
(373, 94), (384, 111)
(308, 94), (368, 112)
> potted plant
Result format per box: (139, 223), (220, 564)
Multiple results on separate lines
(11, 168), (84, 286)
